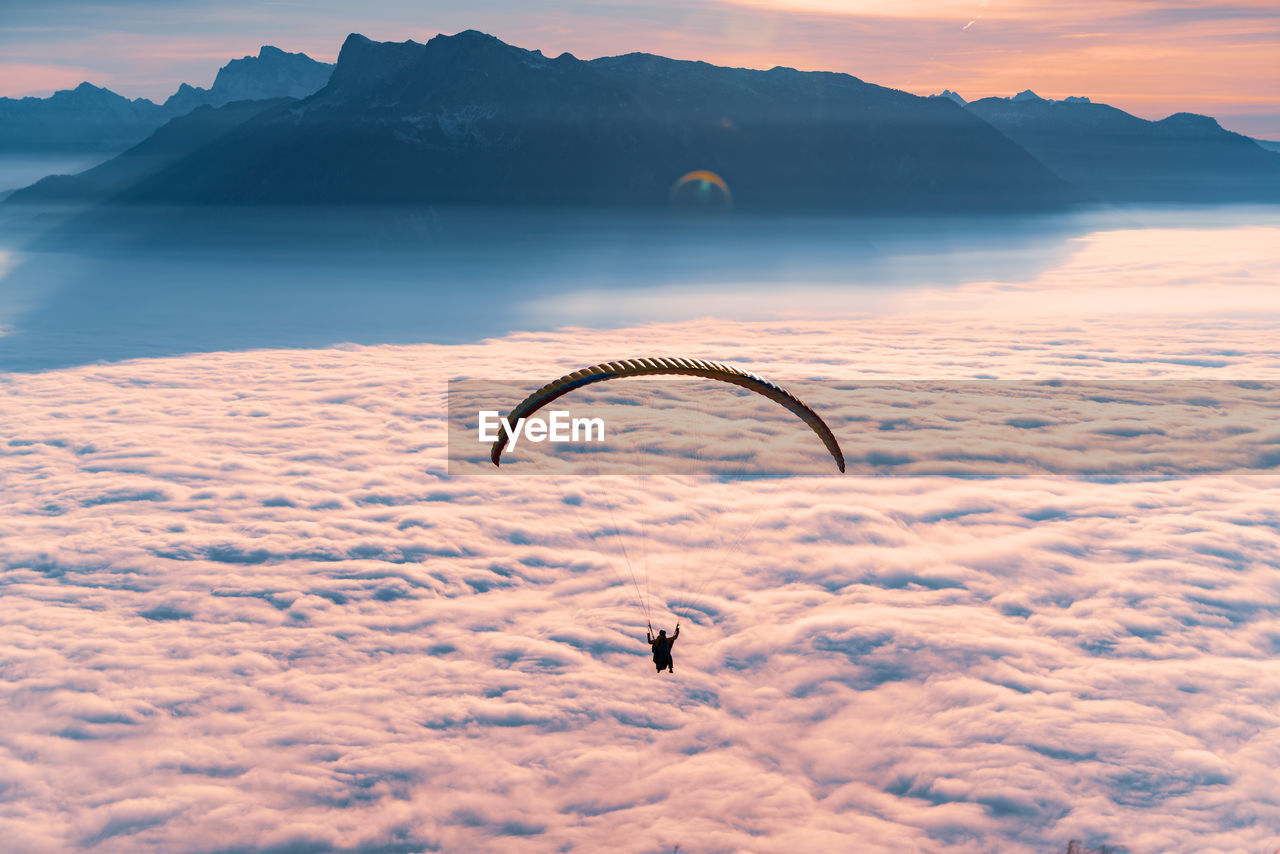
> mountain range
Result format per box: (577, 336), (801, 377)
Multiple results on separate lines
(0, 47), (333, 153)
(6, 98), (292, 204)
(6, 31), (1279, 212)
(963, 90), (1280, 202)
(9, 31), (1068, 212)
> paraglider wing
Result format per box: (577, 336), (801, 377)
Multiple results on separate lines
(489, 357), (845, 472)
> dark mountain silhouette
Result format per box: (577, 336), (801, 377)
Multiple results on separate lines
(105, 30), (1069, 211)
(0, 83), (161, 153)
(966, 91), (1280, 202)
(12, 32), (1278, 211)
(0, 48), (332, 154)
(7, 99), (291, 204)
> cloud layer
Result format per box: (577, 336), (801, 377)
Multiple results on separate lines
(3, 314), (1280, 853)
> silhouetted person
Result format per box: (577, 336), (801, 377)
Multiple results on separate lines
(647, 624), (680, 673)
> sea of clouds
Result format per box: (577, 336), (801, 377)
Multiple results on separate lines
(3, 312), (1280, 854)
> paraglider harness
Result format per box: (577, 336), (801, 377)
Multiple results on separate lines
(648, 621), (680, 673)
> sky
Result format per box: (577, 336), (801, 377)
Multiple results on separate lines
(2, 0), (1279, 138)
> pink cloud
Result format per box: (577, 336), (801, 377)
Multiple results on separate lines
(2, 309), (1280, 851)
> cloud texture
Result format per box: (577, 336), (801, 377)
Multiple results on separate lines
(3, 315), (1280, 853)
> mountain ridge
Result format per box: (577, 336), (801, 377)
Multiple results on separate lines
(7, 98), (293, 204)
(98, 29), (1068, 212)
(966, 93), (1280, 202)
(8, 30), (1279, 211)
(0, 48), (333, 153)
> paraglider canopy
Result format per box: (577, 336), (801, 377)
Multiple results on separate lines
(488, 357), (845, 472)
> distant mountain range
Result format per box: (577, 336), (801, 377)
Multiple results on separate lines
(12, 30), (1068, 212)
(6, 31), (1279, 212)
(7, 99), (292, 204)
(961, 90), (1280, 202)
(0, 47), (332, 152)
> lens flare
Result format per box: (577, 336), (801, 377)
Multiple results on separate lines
(670, 169), (732, 209)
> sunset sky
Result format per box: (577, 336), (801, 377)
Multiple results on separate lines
(3, 0), (1279, 138)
